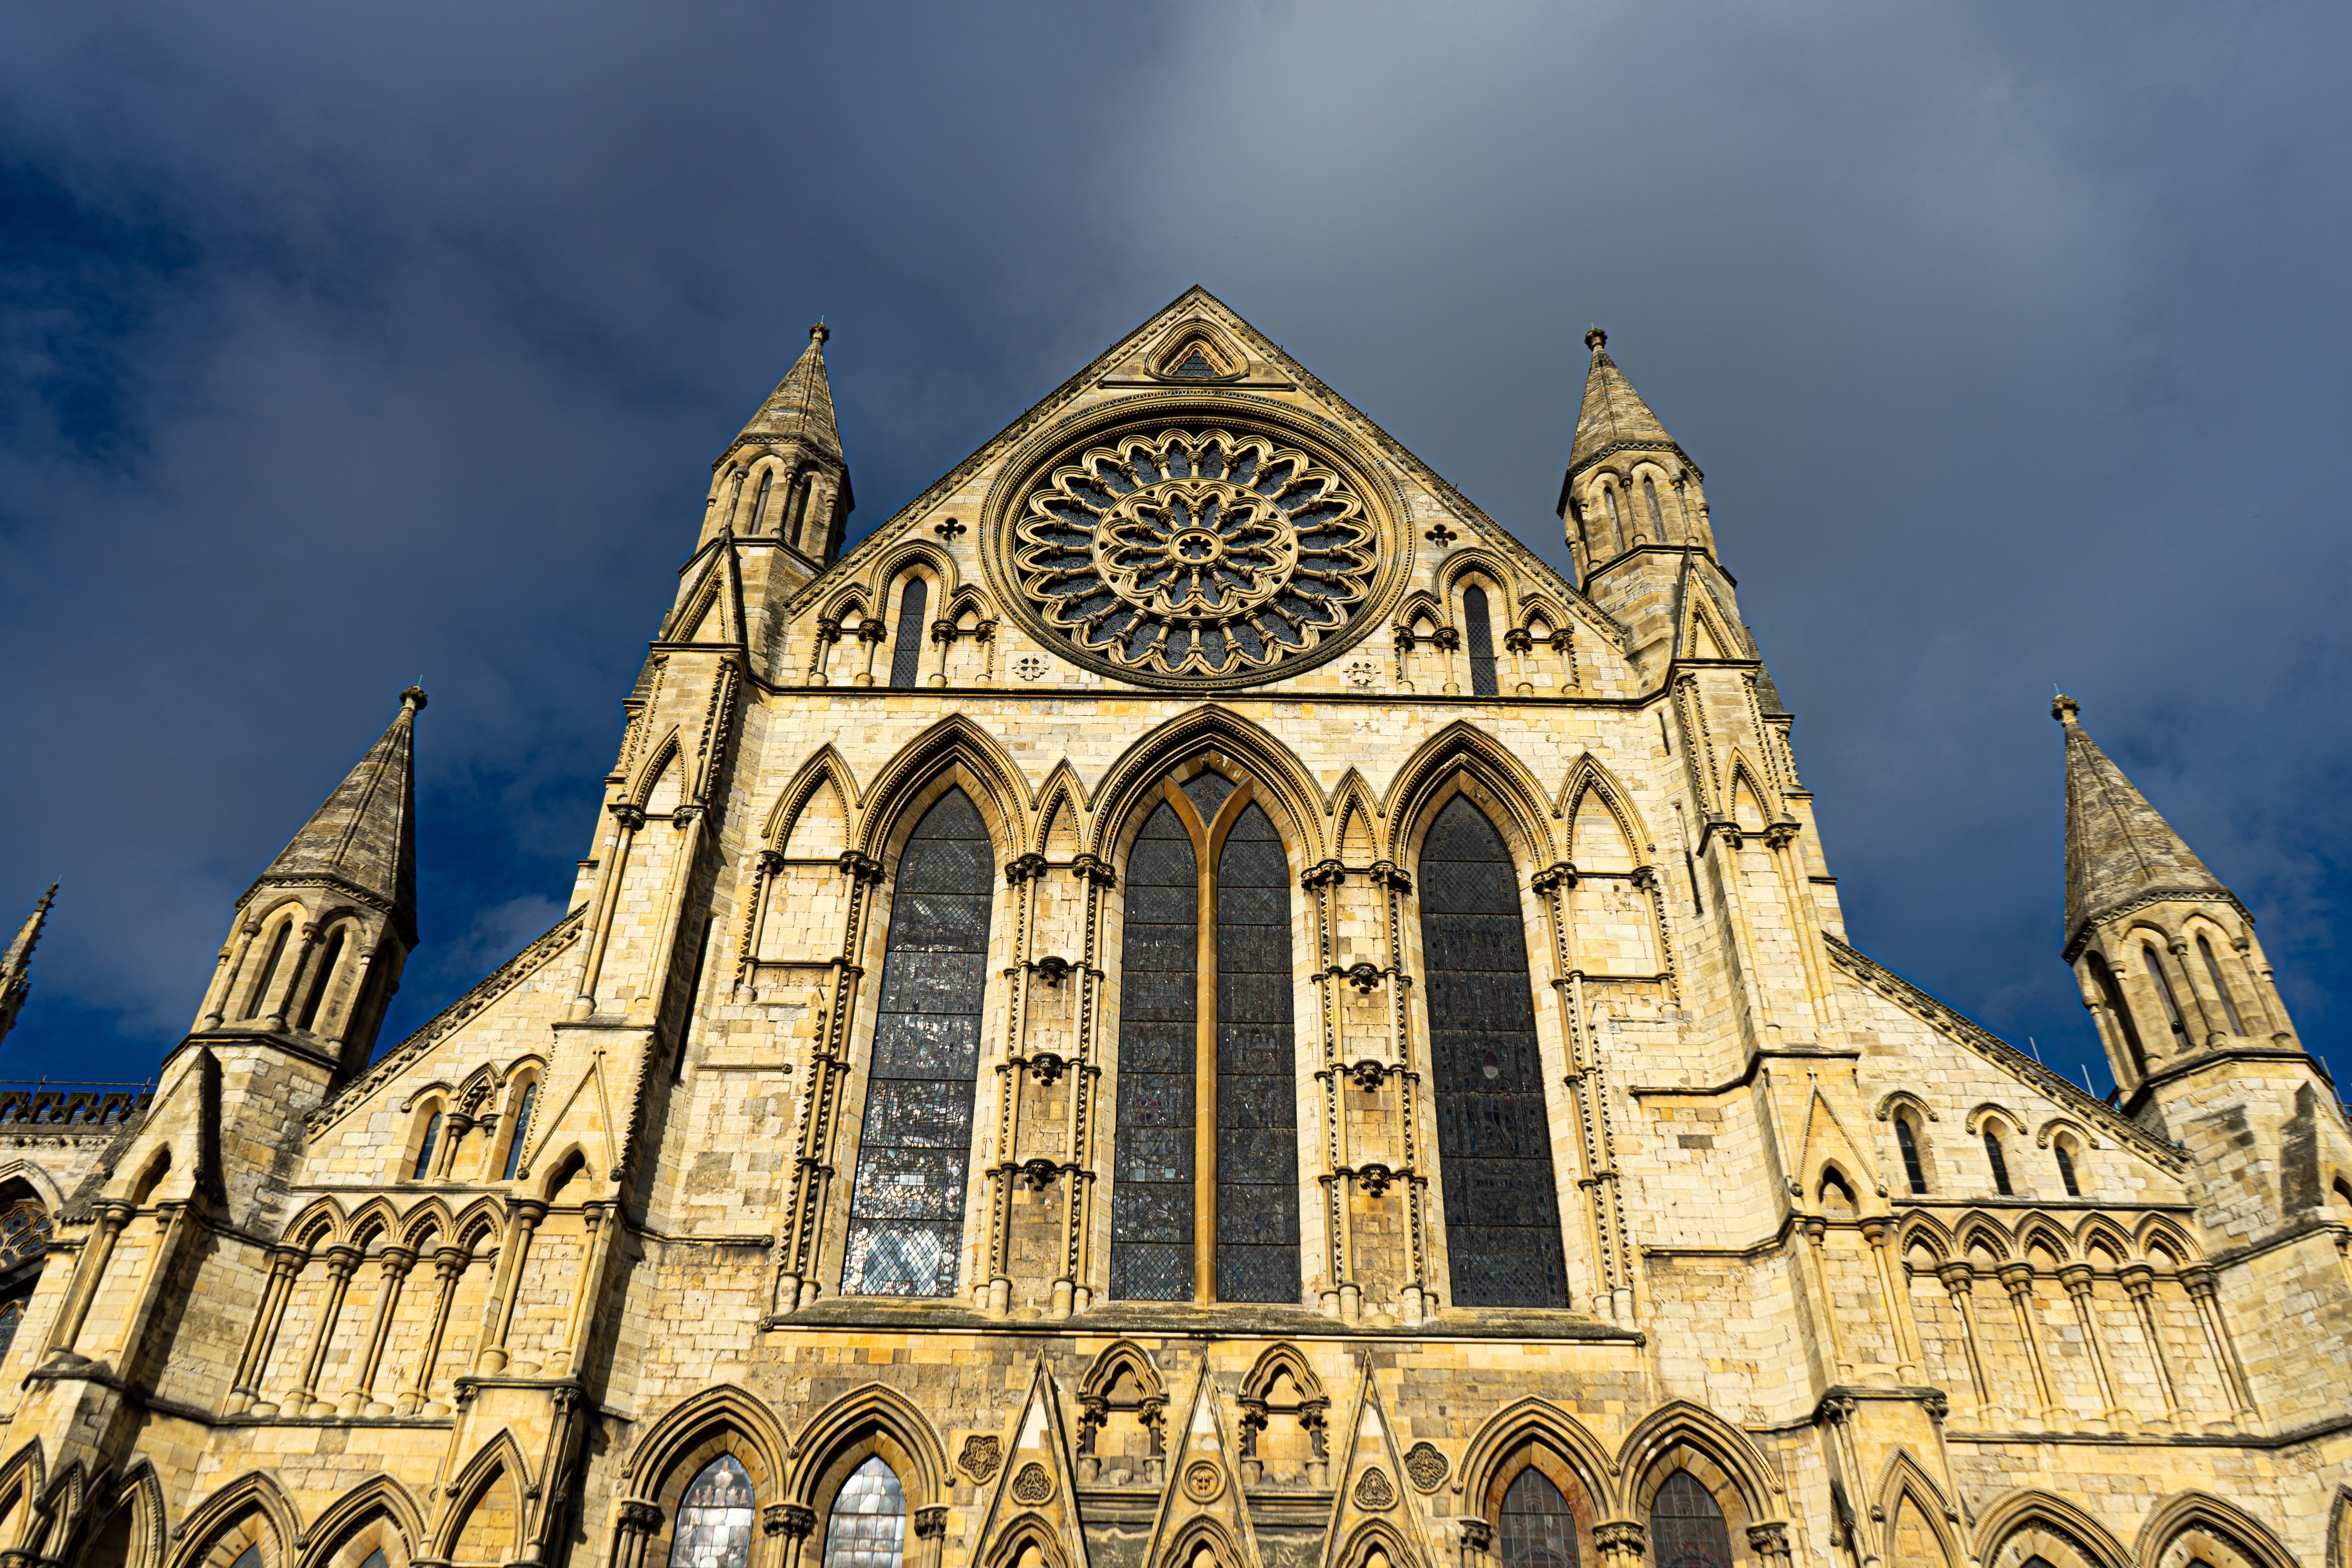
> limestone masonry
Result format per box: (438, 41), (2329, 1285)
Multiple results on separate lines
(0, 290), (2343, 1568)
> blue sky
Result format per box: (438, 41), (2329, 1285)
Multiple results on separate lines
(3, 2), (2349, 1101)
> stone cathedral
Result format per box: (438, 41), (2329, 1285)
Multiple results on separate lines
(0, 289), (2345, 1568)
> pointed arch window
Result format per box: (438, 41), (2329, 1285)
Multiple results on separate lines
(748, 468), (775, 534)
(1648, 1471), (1731, 1568)
(844, 788), (995, 1296)
(2086, 952), (2146, 1074)
(502, 1081), (537, 1182)
(1642, 477), (1665, 541)
(246, 918), (293, 1021)
(1463, 585), (1500, 697)
(295, 928), (345, 1033)
(2054, 1139), (2082, 1198)
(668, 1454), (755, 1568)
(1983, 1128), (2013, 1196)
(823, 1457), (906, 1568)
(2143, 943), (2188, 1043)
(2196, 935), (2245, 1034)
(1499, 1469), (1579, 1568)
(888, 577), (929, 689)
(1109, 773), (1300, 1304)
(0, 1199), (54, 1361)
(787, 470), (814, 542)
(1419, 795), (1569, 1308)
(412, 1111), (444, 1181)
(1895, 1116), (1928, 1195)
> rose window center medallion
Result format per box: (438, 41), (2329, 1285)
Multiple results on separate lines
(1011, 428), (1379, 682)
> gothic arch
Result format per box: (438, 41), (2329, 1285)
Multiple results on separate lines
(1967, 1103), (2025, 1138)
(1148, 321), (1246, 379)
(2074, 1216), (2134, 1265)
(1515, 593), (1570, 640)
(82, 1458), (167, 1568)
(2134, 1215), (2202, 1265)
(169, 1471), (300, 1568)
(1394, 589), (1446, 635)
(1973, 1489), (2133, 1568)
(1385, 720), (1558, 869)
(1953, 1214), (2013, 1263)
(818, 583), (874, 626)
(450, 1197), (505, 1254)
(0, 1440), (42, 1562)
(980, 1513), (1076, 1568)
(396, 1198), (454, 1253)
(1616, 1401), (1780, 1523)
(1455, 1397), (1617, 1516)
(285, 1198), (347, 1252)
(785, 1382), (948, 1510)
(2135, 1492), (2299, 1568)
(1437, 546), (1516, 607)
(1874, 1450), (1961, 1567)
(1329, 1517), (1425, 1568)
(345, 1198), (401, 1252)
(623, 728), (684, 812)
(1160, 1514), (1247, 1568)
(299, 1474), (427, 1568)
(1239, 1343), (1324, 1408)
(762, 744), (862, 854)
(857, 714), (1033, 863)
(1725, 755), (1774, 831)
(1079, 1340), (1167, 1408)
(0, 1161), (64, 1215)
(1552, 753), (1652, 866)
(432, 1430), (532, 1563)
(2328, 1485), (2352, 1568)
(1896, 1213), (1954, 1261)
(868, 541), (961, 627)
(1030, 760), (1094, 857)
(622, 1383), (791, 1499)
(1328, 769), (1382, 862)
(2036, 1116), (2096, 1151)
(1682, 585), (1744, 662)
(1088, 705), (1328, 863)
(1876, 1091), (1940, 1125)
(2014, 1217), (2074, 1265)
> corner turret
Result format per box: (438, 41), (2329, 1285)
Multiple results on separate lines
(705, 322), (854, 568)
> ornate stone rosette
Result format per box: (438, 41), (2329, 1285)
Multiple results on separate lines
(1009, 427), (1379, 683)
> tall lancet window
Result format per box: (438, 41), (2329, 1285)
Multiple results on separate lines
(843, 788), (994, 1296)
(1110, 772), (1299, 1303)
(747, 468), (774, 534)
(1419, 796), (1570, 1307)
(1463, 585), (1499, 697)
(888, 577), (929, 689)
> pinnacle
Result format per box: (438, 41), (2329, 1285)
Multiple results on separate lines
(2055, 696), (2231, 951)
(1566, 327), (1683, 478)
(251, 689), (423, 946)
(732, 322), (846, 464)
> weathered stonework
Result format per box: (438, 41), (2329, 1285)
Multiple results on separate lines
(0, 293), (2343, 1568)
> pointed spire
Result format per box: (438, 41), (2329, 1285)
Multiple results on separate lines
(733, 322), (845, 463)
(0, 884), (57, 1046)
(250, 688), (425, 945)
(2054, 694), (2233, 952)
(1566, 327), (1687, 478)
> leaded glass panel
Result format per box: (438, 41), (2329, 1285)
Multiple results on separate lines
(1648, 1471), (1731, 1568)
(888, 577), (928, 688)
(1216, 802), (1299, 1302)
(1181, 770), (1236, 819)
(822, 1457), (906, 1568)
(1465, 585), (1499, 697)
(1420, 796), (1569, 1308)
(843, 789), (993, 1296)
(1499, 1468), (1579, 1568)
(1111, 802), (1197, 1300)
(668, 1455), (756, 1568)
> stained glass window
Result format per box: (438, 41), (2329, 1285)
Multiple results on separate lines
(1176, 350), (1217, 377)
(0, 1202), (53, 1274)
(668, 1455), (755, 1568)
(843, 789), (993, 1296)
(502, 1082), (537, 1182)
(1420, 797), (1568, 1307)
(1216, 802), (1298, 1303)
(1648, 1472), (1730, 1568)
(1464, 586), (1499, 697)
(1499, 1468), (1579, 1568)
(822, 1457), (906, 1568)
(1111, 801), (1198, 1301)
(888, 577), (929, 689)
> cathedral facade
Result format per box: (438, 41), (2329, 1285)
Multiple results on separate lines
(0, 289), (2345, 1568)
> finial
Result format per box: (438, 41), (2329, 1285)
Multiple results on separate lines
(400, 685), (429, 714)
(1585, 327), (1608, 352)
(2051, 693), (2079, 724)
(809, 321), (830, 346)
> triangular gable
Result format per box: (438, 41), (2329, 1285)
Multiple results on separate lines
(1142, 1372), (1265, 1568)
(1322, 1368), (1426, 1568)
(970, 1360), (1091, 1568)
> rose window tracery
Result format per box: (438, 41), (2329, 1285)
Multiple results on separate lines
(1010, 428), (1378, 682)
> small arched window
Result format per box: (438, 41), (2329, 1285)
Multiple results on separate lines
(1649, 1470), (1732, 1568)
(502, 1082), (537, 1183)
(2054, 1139), (2083, 1198)
(246, 919), (293, 1020)
(1983, 1128), (2013, 1196)
(2086, 952), (2146, 1074)
(888, 577), (929, 689)
(2196, 935), (2245, 1034)
(670, 1454), (756, 1568)
(823, 1456), (906, 1568)
(1642, 477), (1664, 539)
(413, 1111), (444, 1181)
(1602, 487), (1623, 550)
(2333, 1176), (2352, 1212)
(1463, 585), (1499, 697)
(2143, 943), (2188, 1042)
(748, 468), (775, 534)
(1498, 1468), (1579, 1568)
(1818, 1170), (1857, 1219)
(294, 927), (345, 1033)
(1895, 1116), (1928, 1195)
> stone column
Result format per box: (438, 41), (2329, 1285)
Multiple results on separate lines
(44, 1200), (130, 1365)
(1998, 1261), (2063, 1428)
(571, 802), (646, 1018)
(1503, 626), (1535, 695)
(913, 1505), (947, 1568)
(1746, 1522), (1793, 1568)
(228, 1245), (306, 1412)
(610, 1499), (663, 1568)
(1802, 1218), (1855, 1383)
(854, 619), (886, 685)
(296, 1244), (362, 1413)
(397, 1245), (468, 1416)
(2118, 1264), (2182, 1432)
(736, 849), (787, 996)
(1864, 1220), (1921, 1381)
(1455, 1518), (1494, 1568)
(807, 618), (841, 686)
(2058, 1264), (2131, 1431)
(776, 1503), (816, 1568)
(930, 617), (957, 686)
(263, 921), (322, 1030)
(2182, 1265), (2258, 1426)
(1934, 1261), (1991, 1416)
(553, 1201), (616, 1373)
(476, 1200), (546, 1374)
(344, 1245), (416, 1416)
(200, 918), (263, 1029)
(1434, 624), (1462, 694)
(2169, 937), (2229, 1045)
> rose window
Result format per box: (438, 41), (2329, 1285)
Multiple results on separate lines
(1010, 428), (1377, 681)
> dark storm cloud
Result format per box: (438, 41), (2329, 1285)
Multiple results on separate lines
(3, 2), (2348, 1094)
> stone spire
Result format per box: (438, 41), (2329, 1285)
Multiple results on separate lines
(248, 687), (425, 946)
(1564, 327), (1689, 482)
(734, 322), (846, 465)
(0, 884), (56, 1047)
(2054, 694), (2233, 955)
